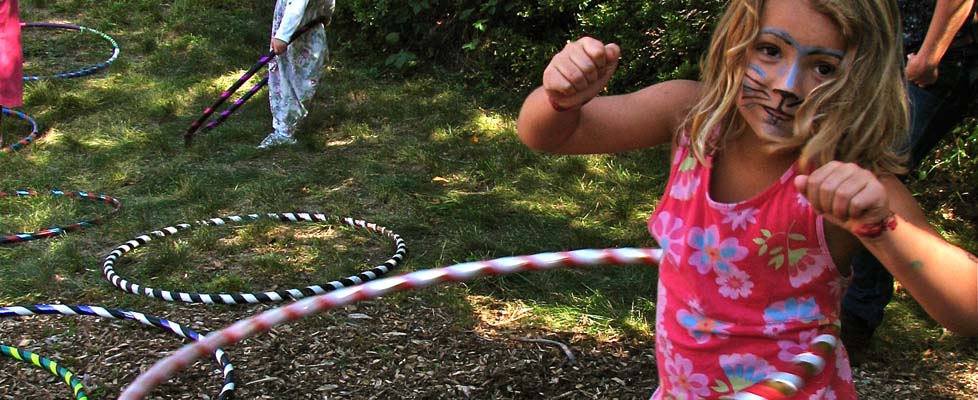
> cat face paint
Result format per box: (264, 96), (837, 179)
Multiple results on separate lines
(738, 0), (845, 140)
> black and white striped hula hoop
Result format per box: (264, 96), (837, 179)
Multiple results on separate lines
(0, 304), (234, 400)
(183, 17), (327, 146)
(0, 190), (122, 244)
(102, 212), (407, 304)
(20, 22), (120, 81)
(1, 343), (88, 400)
(0, 107), (41, 153)
(119, 247), (839, 400)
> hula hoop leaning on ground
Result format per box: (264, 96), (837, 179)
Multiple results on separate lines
(0, 304), (235, 400)
(102, 212), (407, 304)
(183, 16), (328, 146)
(0, 107), (41, 153)
(0, 344), (88, 400)
(20, 22), (120, 81)
(0, 190), (122, 244)
(118, 247), (840, 400)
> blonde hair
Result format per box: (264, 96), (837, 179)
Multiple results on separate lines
(685, 0), (909, 175)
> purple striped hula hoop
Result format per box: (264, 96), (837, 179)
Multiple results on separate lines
(20, 22), (120, 81)
(183, 17), (327, 146)
(119, 247), (840, 400)
(0, 189), (122, 244)
(102, 212), (407, 304)
(0, 304), (234, 400)
(0, 107), (41, 153)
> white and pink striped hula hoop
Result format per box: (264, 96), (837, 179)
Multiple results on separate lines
(120, 246), (838, 400)
(119, 248), (661, 399)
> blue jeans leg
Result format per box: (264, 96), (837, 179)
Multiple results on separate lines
(842, 249), (895, 331)
(905, 84), (942, 169)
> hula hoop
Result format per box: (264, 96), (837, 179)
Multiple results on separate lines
(0, 190), (122, 244)
(1, 344), (88, 400)
(722, 323), (839, 399)
(0, 304), (235, 400)
(119, 247), (839, 400)
(20, 22), (120, 81)
(102, 212), (407, 304)
(0, 107), (41, 153)
(183, 16), (327, 146)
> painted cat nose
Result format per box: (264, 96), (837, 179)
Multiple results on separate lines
(773, 89), (802, 109)
(774, 70), (800, 95)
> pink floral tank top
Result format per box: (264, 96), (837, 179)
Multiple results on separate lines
(647, 140), (856, 399)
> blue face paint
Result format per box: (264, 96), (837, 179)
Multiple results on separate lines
(748, 64), (767, 79)
(759, 28), (844, 93)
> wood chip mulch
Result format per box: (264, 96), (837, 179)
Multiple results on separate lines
(1, 294), (975, 399)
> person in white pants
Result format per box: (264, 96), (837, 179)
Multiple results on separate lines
(259, 0), (334, 148)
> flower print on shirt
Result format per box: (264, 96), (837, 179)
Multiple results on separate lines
(669, 174), (701, 201)
(656, 281), (674, 359)
(664, 353), (712, 400)
(676, 306), (733, 344)
(713, 353), (776, 394)
(835, 343), (853, 383)
(669, 154), (701, 201)
(753, 228), (809, 271)
(788, 250), (833, 288)
(649, 211), (685, 267)
(796, 193), (811, 208)
(720, 207), (760, 231)
(715, 265), (754, 299)
(688, 225), (748, 275)
(752, 226), (831, 288)
(808, 387), (837, 400)
(776, 328), (819, 362)
(650, 141), (855, 398)
(762, 297), (825, 336)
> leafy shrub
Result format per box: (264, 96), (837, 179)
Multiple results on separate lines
(331, 0), (724, 92)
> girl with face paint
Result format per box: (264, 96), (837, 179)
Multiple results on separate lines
(517, 0), (978, 398)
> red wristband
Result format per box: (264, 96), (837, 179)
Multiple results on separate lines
(549, 97), (572, 112)
(854, 213), (898, 239)
(549, 98), (590, 112)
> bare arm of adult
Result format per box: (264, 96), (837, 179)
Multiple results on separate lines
(796, 162), (978, 335)
(907, 0), (975, 87)
(517, 37), (700, 155)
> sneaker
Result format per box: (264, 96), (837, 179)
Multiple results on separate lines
(257, 132), (296, 149)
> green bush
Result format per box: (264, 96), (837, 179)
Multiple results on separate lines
(332, 0), (724, 92)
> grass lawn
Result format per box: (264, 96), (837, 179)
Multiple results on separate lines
(1, 1), (975, 399)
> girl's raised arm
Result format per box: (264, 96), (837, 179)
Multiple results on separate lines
(517, 37), (700, 155)
(866, 178), (978, 335)
(797, 163), (978, 335)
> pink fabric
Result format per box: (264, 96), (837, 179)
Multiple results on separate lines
(647, 140), (856, 399)
(0, 0), (22, 107)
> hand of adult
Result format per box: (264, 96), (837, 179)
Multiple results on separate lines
(906, 52), (939, 88)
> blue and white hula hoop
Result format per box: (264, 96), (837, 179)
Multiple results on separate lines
(20, 22), (120, 81)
